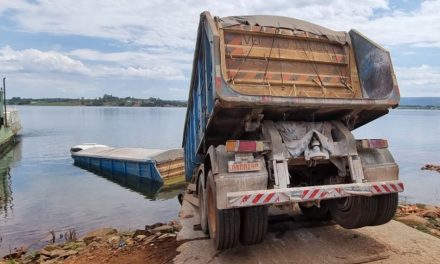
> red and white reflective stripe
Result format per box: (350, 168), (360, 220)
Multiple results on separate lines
(371, 182), (404, 194)
(301, 188), (345, 200)
(230, 192), (285, 207)
(227, 181), (404, 208)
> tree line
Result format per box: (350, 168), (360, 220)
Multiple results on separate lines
(8, 94), (187, 107)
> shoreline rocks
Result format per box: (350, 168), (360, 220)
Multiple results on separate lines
(396, 203), (440, 238)
(421, 164), (440, 173)
(2, 221), (182, 264)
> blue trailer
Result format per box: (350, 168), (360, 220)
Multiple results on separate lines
(182, 12), (403, 250)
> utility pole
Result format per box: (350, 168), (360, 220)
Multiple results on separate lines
(3, 77), (7, 127)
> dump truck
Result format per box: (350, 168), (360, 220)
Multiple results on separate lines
(182, 12), (403, 250)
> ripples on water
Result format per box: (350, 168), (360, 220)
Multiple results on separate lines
(0, 106), (439, 255)
(0, 106), (186, 255)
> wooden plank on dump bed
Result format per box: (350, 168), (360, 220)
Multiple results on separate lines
(219, 24), (362, 99)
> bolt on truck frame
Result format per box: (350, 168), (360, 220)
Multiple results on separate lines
(183, 12), (403, 250)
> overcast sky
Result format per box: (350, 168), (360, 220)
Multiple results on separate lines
(0, 0), (439, 99)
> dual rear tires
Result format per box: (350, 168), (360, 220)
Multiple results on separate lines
(200, 170), (268, 250)
(299, 193), (398, 228)
(200, 170), (398, 250)
(329, 193), (398, 228)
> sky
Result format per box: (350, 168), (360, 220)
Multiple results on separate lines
(0, 0), (439, 99)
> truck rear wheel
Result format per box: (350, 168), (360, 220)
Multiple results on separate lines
(240, 206), (268, 245)
(299, 201), (330, 220)
(207, 170), (240, 250)
(198, 173), (208, 234)
(329, 196), (378, 229)
(371, 193), (398, 226)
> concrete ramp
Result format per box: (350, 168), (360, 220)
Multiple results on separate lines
(175, 201), (440, 264)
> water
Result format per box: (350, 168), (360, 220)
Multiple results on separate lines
(0, 106), (186, 255)
(353, 109), (440, 205)
(0, 106), (439, 255)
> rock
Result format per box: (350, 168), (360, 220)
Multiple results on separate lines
(107, 236), (120, 245)
(60, 250), (78, 258)
(429, 228), (440, 237)
(88, 241), (101, 249)
(421, 209), (440, 218)
(125, 237), (135, 246)
(49, 248), (67, 258)
(84, 228), (118, 238)
(43, 244), (59, 251)
(63, 241), (86, 251)
(145, 222), (163, 230)
(135, 235), (147, 242)
(83, 236), (96, 245)
(21, 256), (35, 264)
(158, 233), (177, 240)
(2, 247), (26, 259)
(133, 229), (152, 237)
(39, 255), (50, 262)
(40, 249), (52, 256)
(152, 224), (174, 234)
(397, 215), (429, 226)
(83, 228), (117, 245)
(144, 235), (156, 244)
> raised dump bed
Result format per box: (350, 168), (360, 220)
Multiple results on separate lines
(182, 12), (403, 250)
(71, 144), (185, 185)
(183, 13), (400, 180)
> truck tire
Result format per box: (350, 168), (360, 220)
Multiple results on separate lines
(299, 201), (330, 220)
(371, 193), (398, 226)
(240, 206), (268, 245)
(207, 170), (240, 250)
(198, 173), (208, 234)
(329, 196), (378, 229)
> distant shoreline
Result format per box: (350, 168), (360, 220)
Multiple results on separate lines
(9, 103), (187, 108)
(6, 95), (440, 110)
(7, 94), (187, 108)
(8, 104), (440, 110)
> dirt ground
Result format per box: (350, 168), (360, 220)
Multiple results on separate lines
(62, 237), (181, 264)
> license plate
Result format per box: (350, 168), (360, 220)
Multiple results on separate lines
(228, 161), (262, 173)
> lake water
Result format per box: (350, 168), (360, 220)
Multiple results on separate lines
(0, 106), (439, 255)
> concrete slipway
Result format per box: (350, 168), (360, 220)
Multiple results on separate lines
(174, 199), (440, 264)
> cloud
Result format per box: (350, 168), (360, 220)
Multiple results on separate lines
(395, 65), (440, 96)
(1, 0), (440, 98)
(0, 0), (390, 48)
(0, 46), (90, 74)
(0, 46), (185, 80)
(2, 0), (439, 48)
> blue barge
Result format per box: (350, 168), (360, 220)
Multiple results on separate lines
(71, 144), (185, 184)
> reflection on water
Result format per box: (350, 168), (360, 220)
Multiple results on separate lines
(73, 162), (186, 201)
(0, 142), (22, 218)
(0, 106), (187, 256)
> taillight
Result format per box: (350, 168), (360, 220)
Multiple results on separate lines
(226, 140), (266, 152)
(356, 139), (388, 149)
